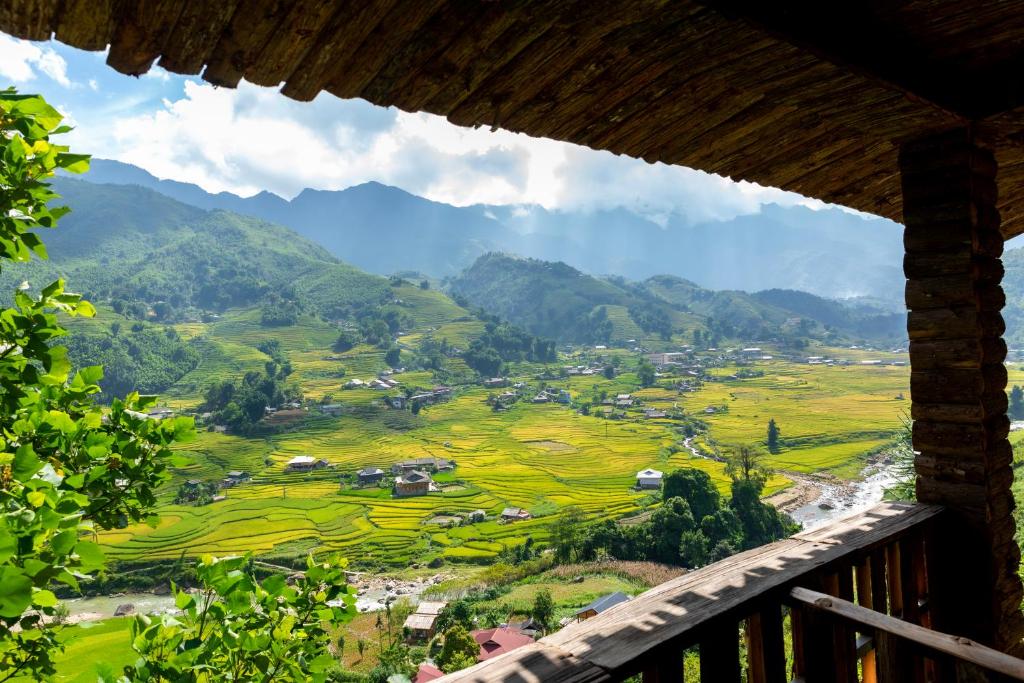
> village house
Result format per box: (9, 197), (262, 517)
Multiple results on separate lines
(412, 663), (444, 683)
(574, 592), (631, 623)
(147, 407), (174, 419)
(403, 600), (448, 640)
(501, 507), (532, 522)
(472, 627), (535, 661)
(483, 377), (509, 388)
(391, 457), (453, 474)
(220, 471), (250, 488)
(286, 455), (328, 472)
(394, 470), (432, 497)
(531, 393), (550, 404)
(319, 403), (343, 416)
(644, 409), (668, 419)
(388, 395), (407, 409)
(343, 378), (365, 389)
(636, 469), (664, 490)
(357, 467), (385, 486)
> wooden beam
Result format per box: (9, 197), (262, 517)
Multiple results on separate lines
(697, 0), (1024, 120)
(789, 587), (1024, 680)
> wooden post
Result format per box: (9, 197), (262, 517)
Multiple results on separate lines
(698, 620), (741, 682)
(900, 128), (1024, 652)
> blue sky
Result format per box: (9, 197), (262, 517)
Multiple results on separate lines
(1, 33), (830, 224)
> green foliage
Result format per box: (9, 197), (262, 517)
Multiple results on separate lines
(549, 505), (587, 564)
(637, 359), (656, 388)
(63, 323), (199, 398)
(436, 625), (479, 674)
(333, 330), (358, 353)
(0, 177), (391, 323)
(729, 478), (796, 550)
(115, 554), (354, 682)
(662, 469), (720, 521)
(0, 89), (193, 682)
(883, 415), (916, 502)
(724, 446), (769, 489)
(384, 345), (401, 368)
(1012, 386), (1024, 421)
(767, 418), (781, 454)
(260, 292), (302, 327)
(451, 254), (904, 345)
(463, 319), (555, 377)
(530, 588), (554, 634)
(577, 462), (791, 568)
(174, 481), (221, 506)
(628, 302), (672, 340)
(203, 366), (301, 432)
(434, 600), (474, 635)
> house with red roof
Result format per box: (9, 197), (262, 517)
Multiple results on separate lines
(471, 626), (534, 661)
(412, 663), (444, 682)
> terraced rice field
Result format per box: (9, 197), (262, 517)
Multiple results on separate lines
(97, 304), (911, 567)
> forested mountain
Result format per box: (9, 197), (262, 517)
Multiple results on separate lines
(5, 177), (389, 321)
(81, 159), (906, 302)
(450, 253), (907, 346)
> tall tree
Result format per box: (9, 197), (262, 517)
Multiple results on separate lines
(549, 505), (587, 563)
(725, 445), (768, 488)
(1011, 385), (1024, 420)
(637, 359), (656, 388)
(766, 418), (781, 453)
(437, 625), (480, 673)
(663, 469), (721, 521)
(531, 589), (555, 633)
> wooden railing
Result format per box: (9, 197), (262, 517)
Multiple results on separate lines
(440, 502), (1024, 682)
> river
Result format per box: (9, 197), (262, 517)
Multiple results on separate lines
(683, 436), (897, 530)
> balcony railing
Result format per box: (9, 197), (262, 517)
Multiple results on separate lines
(440, 502), (1024, 682)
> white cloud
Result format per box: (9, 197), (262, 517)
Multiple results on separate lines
(88, 78), (99, 91)
(0, 34), (70, 87)
(73, 76), (824, 222)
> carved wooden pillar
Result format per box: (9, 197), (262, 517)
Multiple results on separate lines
(900, 128), (1023, 651)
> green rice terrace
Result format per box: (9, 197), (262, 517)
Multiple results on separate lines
(79, 284), (913, 570)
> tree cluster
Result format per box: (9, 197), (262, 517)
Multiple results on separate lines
(464, 320), (556, 376)
(552, 458), (794, 569)
(202, 363), (301, 432)
(64, 324), (199, 399)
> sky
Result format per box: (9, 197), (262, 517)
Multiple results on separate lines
(0, 33), (831, 225)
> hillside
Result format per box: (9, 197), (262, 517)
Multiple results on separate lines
(82, 159), (907, 302)
(5, 177), (390, 320)
(450, 253), (906, 345)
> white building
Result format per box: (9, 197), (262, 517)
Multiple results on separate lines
(636, 468), (664, 490)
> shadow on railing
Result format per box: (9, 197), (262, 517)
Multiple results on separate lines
(439, 502), (1024, 682)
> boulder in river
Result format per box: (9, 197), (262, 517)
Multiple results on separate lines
(114, 603), (135, 616)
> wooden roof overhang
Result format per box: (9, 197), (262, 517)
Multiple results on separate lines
(5, 1), (1024, 235)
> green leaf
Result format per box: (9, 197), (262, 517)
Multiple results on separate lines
(26, 490), (46, 507)
(32, 589), (58, 607)
(0, 567), (33, 617)
(51, 528), (78, 555)
(55, 152), (90, 173)
(12, 444), (42, 479)
(74, 540), (105, 569)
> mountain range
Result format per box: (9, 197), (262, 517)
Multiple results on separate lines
(81, 159), (907, 305)
(35, 161), (1024, 351)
